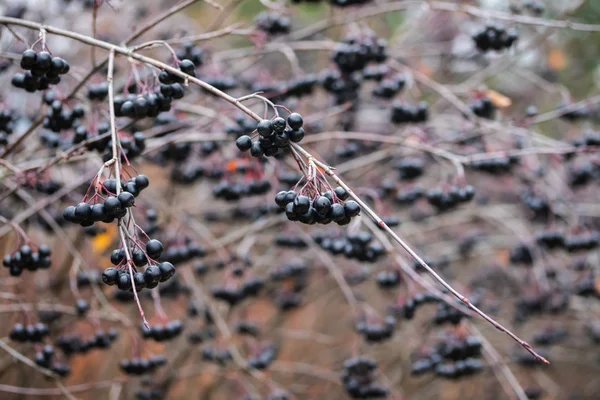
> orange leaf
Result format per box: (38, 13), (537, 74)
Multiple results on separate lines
(547, 48), (566, 71)
(485, 89), (512, 108)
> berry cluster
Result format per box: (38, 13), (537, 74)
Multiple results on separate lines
(12, 50), (69, 92)
(390, 101), (429, 124)
(159, 239), (205, 263)
(251, 75), (318, 102)
(0, 110), (15, 146)
(236, 113), (305, 157)
(87, 82), (109, 101)
(176, 43), (204, 67)
(469, 156), (517, 174)
(42, 100), (84, 135)
(2, 244), (52, 276)
(201, 346), (233, 365)
(9, 322), (49, 343)
(211, 277), (265, 306)
(63, 175), (149, 226)
(372, 73), (406, 99)
(341, 357), (389, 399)
(355, 316), (396, 343)
(396, 292), (440, 320)
(532, 327), (567, 346)
(141, 320), (183, 342)
(469, 96), (495, 119)
(394, 186), (424, 205)
(412, 336), (483, 379)
(56, 329), (118, 355)
(213, 178), (272, 201)
(273, 234), (308, 248)
(425, 185), (475, 211)
(270, 259), (309, 281)
(433, 302), (468, 325)
(329, 0), (373, 7)
(247, 345), (278, 370)
(509, 243), (534, 265)
(375, 270), (401, 288)
(120, 355), (166, 376)
(255, 11), (291, 35)
(331, 34), (387, 73)
(313, 231), (386, 263)
(102, 259), (175, 292)
(275, 186), (361, 225)
(472, 24), (518, 52)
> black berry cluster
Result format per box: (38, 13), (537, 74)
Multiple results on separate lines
(0, 110), (15, 146)
(273, 234), (308, 248)
(331, 34), (387, 73)
(329, 0), (373, 7)
(251, 75), (318, 102)
(390, 101), (429, 124)
(320, 68), (362, 106)
(341, 357), (389, 399)
(372, 73), (406, 99)
(9, 322), (49, 343)
(87, 82), (109, 101)
(394, 292), (440, 320)
(433, 301), (468, 325)
(276, 186), (361, 225)
(375, 270), (401, 289)
(159, 239), (205, 264)
(395, 186), (424, 205)
(247, 345), (278, 370)
(211, 277), (265, 306)
(40, 101), (84, 142)
(102, 258), (175, 292)
(313, 231), (386, 262)
(236, 113), (305, 157)
(565, 231), (599, 252)
(509, 243), (534, 265)
(12, 49), (69, 92)
(355, 316), (396, 343)
(141, 320), (183, 342)
(425, 185), (475, 211)
(213, 178), (272, 201)
(532, 327), (567, 346)
(469, 156), (517, 174)
(176, 43), (204, 67)
(395, 157), (425, 180)
(412, 336), (483, 379)
(65, 175), (148, 226)
(56, 329), (118, 355)
(255, 11), (291, 35)
(2, 244), (52, 276)
(469, 96), (495, 119)
(120, 355), (166, 376)
(201, 346), (233, 365)
(472, 24), (518, 52)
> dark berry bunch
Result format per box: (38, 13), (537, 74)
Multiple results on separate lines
(469, 156), (518, 174)
(159, 239), (205, 264)
(509, 243), (534, 265)
(102, 254), (175, 292)
(472, 24), (518, 52)
(362, 64), (390, 81)
(313, 231), (386, 263)
(9, 322), (49, 343)
(433, 301), (468, 325)
(140, 320), (183, 342)
(395, 292), (440, 320)
(116, 88), (180, 119)
(76, 269), (102, 287)
(565, 231), (599, 252)
(275, 184), (358, 225)
(201, 346), (233, 365)
(236, 113), (305, 157)
(390, 101), (429, 124)
(412, 336), (483, 379)
(213, 178), (272, 201)
(55, 329), (118, 355)
(235, 320), (260, 336)
(521, 191), (551, 221)
(329, 0), (373, 7)
(255, 11), (291, 35)
(468, 96), (495, 119)
(30, 178), (62, 195)
(341, 357), (389, 399)
(247, 345), (278, 370)
(535, 230), (565, 249)
(134, 388), (164, 400)
(34, 345), (56, 368)
(176, 42), (204, 67)
(12, 50), (69, 92)
(395, 157), (425, 180)
(226, 115), (264, 137)
(200, 76), (238, 92)
(372, 73), (406, 99)
(2, 244), (52, 276)
(425, 185), (476, 211)
(63, 177), (146, 227)
(331, 34), (388, 73)
(120, 355), (166, 376)
(211, 277), (265, 306)
(40, 100), (84, 139)
(532, 327), (567, 346)
(0, 109), (15, 146)
(375, 270), (401, 289)
(251, 74), (318, 102)
(355, 316), (396, 343)
(87, 82), (109, 101)
(569, 163), (597, 187)
(273, 234), (308, 248)
(394, 186), (424, 205)
(320, 68), (362, 106)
